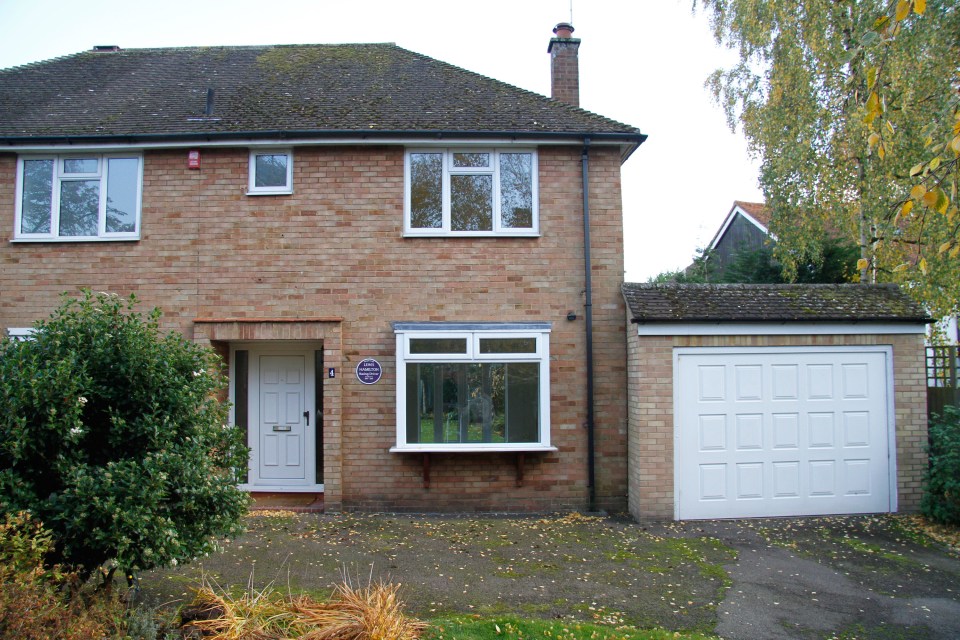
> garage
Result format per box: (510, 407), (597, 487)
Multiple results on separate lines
(675, 346), (894, 520)
(622, 283), (931, 521)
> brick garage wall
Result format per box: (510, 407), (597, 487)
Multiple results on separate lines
(627, 331), (928, 520)
(626, 332), (674, 519)
(0, 144), (628, 512)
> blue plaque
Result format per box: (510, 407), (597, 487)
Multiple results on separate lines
(356, 358), (382, 385)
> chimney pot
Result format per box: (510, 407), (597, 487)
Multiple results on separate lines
(548, 23), (581, 107)
(552, 23), (575, 38)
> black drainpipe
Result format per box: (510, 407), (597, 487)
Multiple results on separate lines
(581, 137), (596, 513)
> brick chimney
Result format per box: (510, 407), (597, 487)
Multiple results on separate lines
(548, 22), (580, 107)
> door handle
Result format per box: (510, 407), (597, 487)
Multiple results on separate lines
(303, 410), (310, 426)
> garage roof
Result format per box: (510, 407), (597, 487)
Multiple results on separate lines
(622, 283), (930, 324)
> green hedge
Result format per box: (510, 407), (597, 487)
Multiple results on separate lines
(922, 405), (960, 525)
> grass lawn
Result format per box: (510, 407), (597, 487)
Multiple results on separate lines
(423, 615), (715, 639)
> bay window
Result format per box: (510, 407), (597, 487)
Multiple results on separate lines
(392, 322), (553, 452)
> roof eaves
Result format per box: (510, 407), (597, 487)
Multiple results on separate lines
(0, 129), (648, 148)
(619, 133), (648, 163)
(628, 315), (932, 324)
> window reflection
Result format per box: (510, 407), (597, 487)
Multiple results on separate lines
(255, 154), (288, 188)
(500, 153), (533, 228)
(407, 362), (539, 444)
(20, 159), (53, 234)
(410, 153), (443, 228)
(451, 174), (492, 231)
(59, 180), (100, 236)
(106, 158), (138, 233)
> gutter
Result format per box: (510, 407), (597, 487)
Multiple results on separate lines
(0, 128), (647, 157)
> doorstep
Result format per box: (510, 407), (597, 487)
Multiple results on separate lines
(248, 492), (324, 513)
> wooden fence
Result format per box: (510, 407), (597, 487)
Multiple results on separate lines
(927, 346), (960, 420)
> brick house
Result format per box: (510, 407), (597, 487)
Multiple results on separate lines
(0, 25), (646, 512)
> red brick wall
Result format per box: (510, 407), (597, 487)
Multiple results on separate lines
(0, 144), (628, 513)
(549, 40), (580, 107)
(626, 331), (929, 519)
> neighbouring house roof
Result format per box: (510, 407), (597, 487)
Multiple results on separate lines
(706, 200), (772, 253)
(0, 43), (645, 156)
(732, 201), (770, 228)
(622, 283), (930, 324)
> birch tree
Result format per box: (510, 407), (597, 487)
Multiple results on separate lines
(695, 0), (959, 318)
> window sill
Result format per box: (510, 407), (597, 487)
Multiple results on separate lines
(403, 231), (540, 239)
(390, 445), (557, 454)
(246, 190), (293, 196)
(11, 236), (140, 243)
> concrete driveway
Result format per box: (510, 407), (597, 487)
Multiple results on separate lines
(682, 517), (960, 639)
(143, 512), (960, 639)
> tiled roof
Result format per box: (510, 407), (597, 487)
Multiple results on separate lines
(622, 283), (930, 323)
(0, 44), (644, 146)
(705, 200), (772, 254)
(732, 201), (771, 228)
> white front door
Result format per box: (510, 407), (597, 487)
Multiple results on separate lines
(243, 346), (318, 489)
(259, 354), (307, 480)
(675, 347), (895, 520)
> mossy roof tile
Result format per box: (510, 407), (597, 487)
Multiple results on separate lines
(622, 283), (930, 323)
(0, 44), (643, 141)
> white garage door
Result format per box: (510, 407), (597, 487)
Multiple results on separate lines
(675, 347), (895, 520)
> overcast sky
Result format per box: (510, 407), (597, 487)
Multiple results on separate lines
(0, 0), (763, 280)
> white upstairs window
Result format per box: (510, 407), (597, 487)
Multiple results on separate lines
(404, 149), (538, 236)
(248, 149), (293, 195)
(15, 154), (143, 241)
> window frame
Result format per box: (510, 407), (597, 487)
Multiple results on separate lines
(403, 148), (539, 237)
(13, 153), (143, 242)
(5, 328), (35, 341)
(247, 148), (293, 195)
(391, 322), (554, 453)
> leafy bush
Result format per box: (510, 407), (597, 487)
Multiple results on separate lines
(922, 405), (960, 525)
(0, 291), (250, 578)
(0, 511), (55, 576)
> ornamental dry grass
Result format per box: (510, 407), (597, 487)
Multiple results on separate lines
(185, 572), (425, 640)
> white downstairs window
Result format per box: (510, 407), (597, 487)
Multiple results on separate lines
(404, 149), (538, 236)
(392, 322), (553, 452)
(15, 154), (142, 241)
